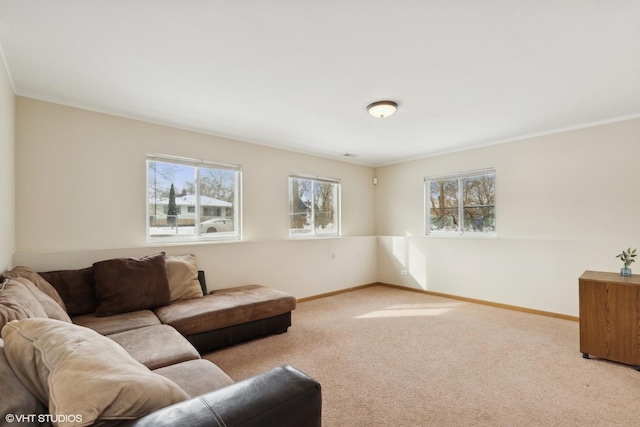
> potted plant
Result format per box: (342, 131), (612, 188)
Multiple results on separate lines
(616, 247), (636, 277)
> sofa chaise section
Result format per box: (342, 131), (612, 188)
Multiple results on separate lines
(155, 284), (296, 353)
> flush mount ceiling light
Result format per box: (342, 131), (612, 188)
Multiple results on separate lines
(367, 100), (397, 118)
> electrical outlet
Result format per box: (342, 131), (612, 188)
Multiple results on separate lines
(401, 270), (408, 276)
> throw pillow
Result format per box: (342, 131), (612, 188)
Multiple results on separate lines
(166, 254), (204, 301)
(11, 277), (71, 323)
(0, 338), (47, 426)
(93, 253), (170, 316)
(2, 266), (67, 312)
(0, 280), (48, 329)
(1, 318), (189, 427)
(39, 267), (97, 317)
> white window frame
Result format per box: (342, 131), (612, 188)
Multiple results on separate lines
(147, 154), (242, 243)
(288, 174), (341, 237)
(424, 168), (496, 237)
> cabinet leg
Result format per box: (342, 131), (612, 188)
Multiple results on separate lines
(582, 353), (590, 359)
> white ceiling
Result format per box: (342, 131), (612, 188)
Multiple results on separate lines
(1, 1), (639, 166)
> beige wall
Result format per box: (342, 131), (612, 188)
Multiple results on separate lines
(11, 95), (640, 313)
(375, 118), (640, 316)
(0, 51), (14, 272)
(14, 97), (377, 297)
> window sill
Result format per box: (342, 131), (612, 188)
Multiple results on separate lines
(426, 232), (497, 239)
(288, 234), (341, 240)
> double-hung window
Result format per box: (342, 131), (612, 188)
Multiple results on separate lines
(147, 155), (241, 242)
(289, 174), (340, 237)
(425, 168), (495, 236)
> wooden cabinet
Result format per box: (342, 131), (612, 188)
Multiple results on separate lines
(579, 270), (640, 368)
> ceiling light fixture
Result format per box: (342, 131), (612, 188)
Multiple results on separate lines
(367, 100), (397, 118)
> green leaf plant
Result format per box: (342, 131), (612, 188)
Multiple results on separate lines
(616, 247), (637, 268)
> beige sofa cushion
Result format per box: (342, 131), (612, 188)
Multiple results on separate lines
(11, 277), (71, 323)
(166, 254), (204, 301)
(73, 309), (161, 335)
(107, 325), (200, 370)
(93, 253), (170, 316)
(153, 359), (235, 398)
(1, 318), (189, 427)
(0, 338), (47, 425)
(0, 280), (48, 329)
(2, 266), (67, 312)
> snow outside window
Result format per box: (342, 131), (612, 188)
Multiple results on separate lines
(425, 168), (495, 236)
(289, 174), (340, 237)
(147, 155), (241, 242)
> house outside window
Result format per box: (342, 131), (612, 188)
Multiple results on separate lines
(147, 155), (241, 241)
(289, 174), (340, 237)
(425, 168), (495, 236)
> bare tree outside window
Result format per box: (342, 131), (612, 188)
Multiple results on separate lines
(429, 178), (459, 232)
(200, 168), (235, 202)
(289, 175), (340, 236)
(290, 178), (311, 230)
(426, 169), (495, 235)
(314, 182), (335, 231)
(462, 174), (495, 233)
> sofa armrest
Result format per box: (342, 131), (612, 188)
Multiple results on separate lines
(123, 365), (321, 427)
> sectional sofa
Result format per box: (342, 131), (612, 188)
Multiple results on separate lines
(0, 253), (322, 426)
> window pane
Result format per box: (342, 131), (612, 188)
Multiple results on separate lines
(425, 168), (495, 236)
(199, 167), (236, 234)
(289, 175), (339, 237)
(289, 178), (312, 234)
(462, 173), (495, 233)
(314, 182), (337, 233)
(147, 156), (241, 241)
(429, 178), (459, 232)
(148, 161), (196, 238)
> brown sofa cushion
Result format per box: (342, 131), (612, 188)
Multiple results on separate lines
(166, 254), (204, 302)
(2, 266), (67, 312)
(2, 318), (189, 426)
(40, 267), (97, 317)
(11, 277), (71, 323)
(0, 280), (48, 329)
(93, 253), (170, 316)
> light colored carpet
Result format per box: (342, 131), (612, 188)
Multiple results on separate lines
(204, 285), (640, 426)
